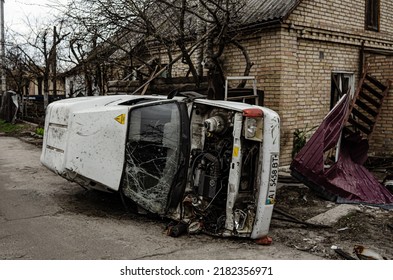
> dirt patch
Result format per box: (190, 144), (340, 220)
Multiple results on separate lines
(0, 119), (43, 146)
(271, 182), (393, 259)
(57, 179), (393, 259)
(5, 128), (392, 259)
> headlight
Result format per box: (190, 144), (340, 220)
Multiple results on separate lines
(246, 118), (257, 138)
(244, 117), (263, 141)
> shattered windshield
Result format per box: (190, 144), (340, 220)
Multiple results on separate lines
(122, 102), (181, 214)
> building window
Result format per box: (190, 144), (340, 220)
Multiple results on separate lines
(330, 72), (354, 109)
(365, 0), (380, 31)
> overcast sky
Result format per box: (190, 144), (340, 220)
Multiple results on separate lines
(4, 0), (67, 35)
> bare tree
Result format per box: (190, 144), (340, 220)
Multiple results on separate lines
(6, 17), (69, 108)
(31, 26), (68, 108)
(3, 44), (29, 96)
(63, 0), (252, 96)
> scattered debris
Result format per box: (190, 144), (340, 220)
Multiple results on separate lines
(331, 246), (356, 260)
(354, 245), (386, 260)
(383, 177), (393, 194)
(166, 222), (188, 238)
(271, 181), (393, 260)
(273, 207), (331, 228)
(306, 204), (360, 227)
(291, 87), (393, 208)
(187, 221), (203, 234)
(255, 236), (273, 246)
(294, 245), (314, 252)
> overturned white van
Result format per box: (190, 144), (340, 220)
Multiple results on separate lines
(40, 93), (280, 241)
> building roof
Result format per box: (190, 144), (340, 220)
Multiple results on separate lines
(66, 0), (302, 75)
(241, 0), (301, 26)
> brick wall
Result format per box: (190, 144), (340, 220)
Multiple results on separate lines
(117, 0), (393, 165)
(273, 32), (360, 165)
(222, 29), (294, 163)
(295, 40), (360, 127)
(275, 0), (393, 164)
(222, 30), (281, 110)
(217, 1), (393, 165)
(214, 30), (362, 165)
(365, 54), (393, 156)
(289, 0), (393, 42)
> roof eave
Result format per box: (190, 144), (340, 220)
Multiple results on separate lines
(236, 19), (283, 33)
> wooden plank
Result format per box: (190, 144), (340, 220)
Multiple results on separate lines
(362, 83), (383, 100)
(348, 118), (371, 135)
(359, 91), (381, 108)
(366, 74), (387, 91)
(355, 99), (378, 117)
(352, 108), (375, 126)
(141, 66), (158, 95)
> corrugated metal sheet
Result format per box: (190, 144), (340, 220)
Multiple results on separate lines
(240, 0), (301, 25)
(290, 94), (393, 208)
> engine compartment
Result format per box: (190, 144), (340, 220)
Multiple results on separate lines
(184, 103), (261, 236)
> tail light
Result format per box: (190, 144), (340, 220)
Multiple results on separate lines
(243, 108), (263, 118)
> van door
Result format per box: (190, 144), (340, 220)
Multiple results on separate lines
(121, 101), (188, 215)
(64, 106), (129, 191)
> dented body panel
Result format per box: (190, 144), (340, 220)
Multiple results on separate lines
(41, 94), (280, 239)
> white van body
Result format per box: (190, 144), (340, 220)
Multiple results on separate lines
(41, 94), (280, 239)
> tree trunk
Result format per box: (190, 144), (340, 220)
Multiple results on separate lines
(0, 91), (13, 122)
(43, 76), (49, 109)
(37, 77), (43, 95)
(85, 72), (93, 96)
(52, 26), (57, 97)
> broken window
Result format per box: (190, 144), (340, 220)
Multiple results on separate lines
(122, 102), (182, 214)
(330, 72), (354, 109)
(326, 72), (354, 164)
(365, 0), (380, 31)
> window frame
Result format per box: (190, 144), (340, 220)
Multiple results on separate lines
(365, 0), (380, 32)
(330, 72), (355, 109)
(121, 99), (190, 215)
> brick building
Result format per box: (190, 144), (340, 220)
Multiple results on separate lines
(81, 0), (393, 165)
(217, 0), (393, 165)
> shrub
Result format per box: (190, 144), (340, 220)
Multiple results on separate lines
(35, 127), (45, 136)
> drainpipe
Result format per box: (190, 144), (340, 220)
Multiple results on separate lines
(359, 40), (365, 77)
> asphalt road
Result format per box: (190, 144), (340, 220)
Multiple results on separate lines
(0, 136), (321, 260)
